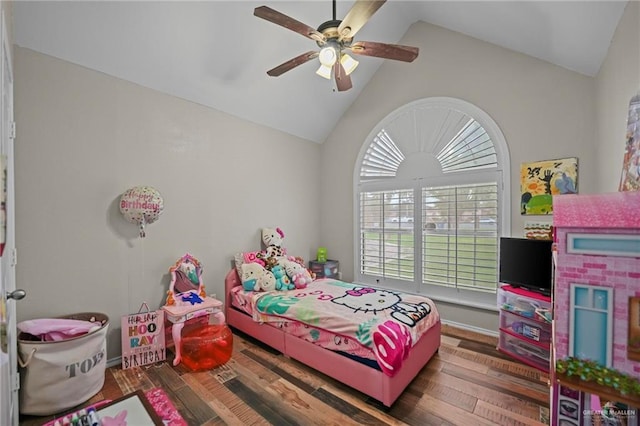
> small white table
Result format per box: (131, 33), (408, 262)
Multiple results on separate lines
(162, 296), (225, 366)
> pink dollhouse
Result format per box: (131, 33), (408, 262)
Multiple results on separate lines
(551, 191), (640, 425)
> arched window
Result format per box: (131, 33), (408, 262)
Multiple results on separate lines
(353, 97), (511, 308)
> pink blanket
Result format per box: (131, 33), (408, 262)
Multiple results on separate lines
(18, 318), (102, 341)
(246, 279), (440, 376)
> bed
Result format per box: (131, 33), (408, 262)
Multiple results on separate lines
(224, 268), (441, 407)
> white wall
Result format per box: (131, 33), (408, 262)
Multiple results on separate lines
(319, 21), (598, 332)
(14, 48), (321, 359)
(595, 1), (640, 193)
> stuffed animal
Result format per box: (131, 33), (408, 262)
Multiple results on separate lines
(263, 256), (278, 271)
(260, 269), (277, 292)
(282, 259), (313, 289)
(286, 255), (316, 281)
(262, 227), (286, 258)
(240, 263), (266, 292)
(271, 265), (294, 291)
(241, 262), (278, 292)
(288, 255), (305, 267)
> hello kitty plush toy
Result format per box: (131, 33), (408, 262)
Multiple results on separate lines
(241, 263), (277, 292)
(282, 259), (313, 289)
(260, 269), (277, 292)
(240, 263), (264, 292)
(262, 227), (287, 258)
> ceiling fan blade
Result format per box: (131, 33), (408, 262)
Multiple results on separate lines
(254, 6), (325, 43)
(266, 51), (319, 77)
(338, 0), (386, 41)
(333, 62), (353, 92)
(350, 41), (419, 62)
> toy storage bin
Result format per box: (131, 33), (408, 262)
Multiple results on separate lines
(498, 329), (550, 372)
(499, 310), (551, 344)
(17, 312), (109, 415)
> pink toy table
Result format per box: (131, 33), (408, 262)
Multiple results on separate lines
(162, 297), (225, 366)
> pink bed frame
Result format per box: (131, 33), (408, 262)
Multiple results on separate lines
(224, 269), (441, 407)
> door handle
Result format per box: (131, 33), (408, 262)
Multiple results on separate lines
(6, 289), (26, 300)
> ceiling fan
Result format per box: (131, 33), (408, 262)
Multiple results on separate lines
(254, 0), (419, 92)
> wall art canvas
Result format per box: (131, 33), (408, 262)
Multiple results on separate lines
(524, 221), (553, 240)
(619, 92), (640, 191)
(520, 157), (578, 215)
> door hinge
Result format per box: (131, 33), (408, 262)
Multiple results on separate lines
(9, 121), (15, 140)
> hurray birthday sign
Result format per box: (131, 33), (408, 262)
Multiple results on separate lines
(121, 309), (166, 369)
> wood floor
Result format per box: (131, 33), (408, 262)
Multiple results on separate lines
(20, 324), (550, 426)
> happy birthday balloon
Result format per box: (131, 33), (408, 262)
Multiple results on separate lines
(119, 186), (164, 237)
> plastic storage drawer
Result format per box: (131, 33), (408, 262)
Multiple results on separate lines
(498, 285), (552, 321)
(498, 330), (550, 371)
(309, 260), (339, 279)
(499, 310), (551, 344)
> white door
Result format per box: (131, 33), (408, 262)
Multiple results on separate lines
(0, 9), (20, 426)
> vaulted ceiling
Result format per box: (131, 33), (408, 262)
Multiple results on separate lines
(13, 1), (628, 143)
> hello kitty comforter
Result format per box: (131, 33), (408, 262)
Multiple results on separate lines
(241, 278), (440, 376)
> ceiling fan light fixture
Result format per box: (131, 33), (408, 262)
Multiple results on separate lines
(316, 64), (333, 79)
(318, 46), (338, 66)
(255, 1), (419, 92)
(340, 53), (359, 75)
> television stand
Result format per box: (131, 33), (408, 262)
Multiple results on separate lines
(497, 285), (552, 372)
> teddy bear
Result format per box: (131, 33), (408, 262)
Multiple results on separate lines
(271, 265), (294, 291)
(262, 227), (286, 259)
(282, 259), (313, 289)
(262, 255), (278, 271)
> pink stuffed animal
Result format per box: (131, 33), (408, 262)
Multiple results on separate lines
(282, 259), (313, 289)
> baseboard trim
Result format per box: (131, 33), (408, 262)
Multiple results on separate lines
(440, 318), (499, 338)
(107, 356), (121, 368)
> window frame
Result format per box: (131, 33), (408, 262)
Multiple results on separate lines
(353, 97), (511, 309)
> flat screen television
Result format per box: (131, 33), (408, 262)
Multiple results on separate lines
(499, 237), (553, 296)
